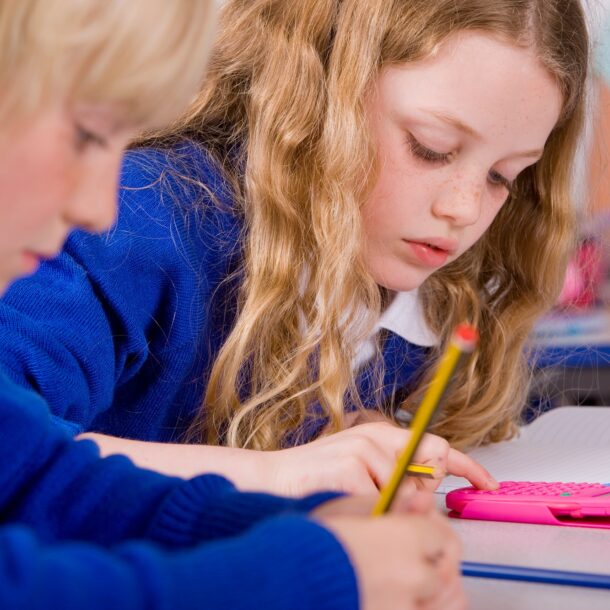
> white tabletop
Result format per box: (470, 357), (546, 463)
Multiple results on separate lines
(437, 497), (610, 609)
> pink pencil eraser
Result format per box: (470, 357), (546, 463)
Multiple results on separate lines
(453, 324), (479, 352)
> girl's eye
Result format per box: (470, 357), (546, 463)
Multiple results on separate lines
(406, 133), (452, 164)
(488, 169), (513, 193)
(74, 124), (107, 151)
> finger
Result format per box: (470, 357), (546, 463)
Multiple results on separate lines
(418, 578), (466, 610)
(356, 437), (400, 490)
(412, 434), (450, 468)
(428, 517), (463, 582)
(357, 421), (410, 454)
(425, 576), (467, 610)
(402, 557), (440, 607)
(446, 449), (498, 489)
(415, 544), (462, 609)
(405, 515), (463, 608)
(356, 424), (444, 480)
(410, 564), (445, 608)
(412, 514), (453, 561)
(432, 537), (462, 587)
(412, 472), (441, 493)
(341, 463), (383, 495)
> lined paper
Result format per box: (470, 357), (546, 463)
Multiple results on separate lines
(437, 407), (610, 493)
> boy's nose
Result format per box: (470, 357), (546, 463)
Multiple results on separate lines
(66, 186), (117, 234)
(64, 160), (120, 233)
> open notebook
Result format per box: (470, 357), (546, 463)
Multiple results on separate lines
(437, 406), (610, 494)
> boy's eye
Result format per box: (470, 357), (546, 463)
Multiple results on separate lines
(406, 133), (452, 164)
(74, 124), (107, 151)
(488, 169), (513, 192)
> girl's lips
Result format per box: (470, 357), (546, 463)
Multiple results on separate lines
(403, 240), (450, 267)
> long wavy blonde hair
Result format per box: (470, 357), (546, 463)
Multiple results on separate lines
(149, 0), (588, 451)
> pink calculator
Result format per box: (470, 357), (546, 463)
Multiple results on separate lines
(446, 481), (610, 528)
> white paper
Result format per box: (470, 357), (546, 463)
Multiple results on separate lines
(437, 407), (610, 493)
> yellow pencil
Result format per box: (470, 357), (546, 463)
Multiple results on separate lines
(406, 463), (443, 479)
(372, 323), (478, 515)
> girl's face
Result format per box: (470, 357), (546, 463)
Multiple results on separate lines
(362, 32), (563, 292)
(0, 104), (134, 292)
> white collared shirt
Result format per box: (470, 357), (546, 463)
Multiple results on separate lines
(352, 289), (438, 371)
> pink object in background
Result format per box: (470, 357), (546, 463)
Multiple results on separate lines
(557, 238), (604, 308)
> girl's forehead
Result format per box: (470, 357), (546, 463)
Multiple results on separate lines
(371, 32), (562, 158)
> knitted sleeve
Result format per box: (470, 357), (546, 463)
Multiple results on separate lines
(0, 373), (342, 547)
(0, 516), (358, 610)
(0, 146), (239, 437)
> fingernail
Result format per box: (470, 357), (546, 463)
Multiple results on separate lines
(486, 476), (499, 489)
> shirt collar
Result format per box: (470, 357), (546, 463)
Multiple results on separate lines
(376, 289), (438, 347)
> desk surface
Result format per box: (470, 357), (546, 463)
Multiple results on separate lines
(438, 497), (610, 609)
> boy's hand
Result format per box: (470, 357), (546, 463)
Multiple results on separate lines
(315, 508), (466, 610)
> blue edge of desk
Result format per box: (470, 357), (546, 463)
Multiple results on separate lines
(532, 344), (610, 369)
(462, 562), (610, 590)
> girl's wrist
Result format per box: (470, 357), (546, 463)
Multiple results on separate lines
(220, 446), (281, 493)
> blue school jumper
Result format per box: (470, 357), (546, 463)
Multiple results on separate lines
(0, 143), (429, 442)
(0, 371), (356, 609)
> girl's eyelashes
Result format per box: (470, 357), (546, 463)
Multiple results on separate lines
(406, 132), (452, 164)
(407, 132), (514, 194)
(488, 169), (513, 193)
(74, 124), (108, 151)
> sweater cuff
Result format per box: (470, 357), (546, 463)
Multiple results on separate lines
(148, 474), (344, 547)
(165, 515), (359, 610)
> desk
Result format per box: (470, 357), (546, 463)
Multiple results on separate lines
(436, 497), (610, 609)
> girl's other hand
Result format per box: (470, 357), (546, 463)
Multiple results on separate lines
(262, 420), (497, 496)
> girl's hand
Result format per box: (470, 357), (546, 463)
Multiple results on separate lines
(315, 501), (466, 610)
(80, 419), (497, 498)
(261, 421), (497, 496)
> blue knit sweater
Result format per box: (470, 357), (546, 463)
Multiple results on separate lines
(0, 142), (428, 443)
(0, 369), (357, 609)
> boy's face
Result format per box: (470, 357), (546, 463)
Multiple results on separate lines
(362, 32), (563, 292)
(0, 104), (134, 292)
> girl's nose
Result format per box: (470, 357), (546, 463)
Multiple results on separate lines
(431, 175), (483, 228)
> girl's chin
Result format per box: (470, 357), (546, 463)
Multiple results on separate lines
(371, 268), (432, 293)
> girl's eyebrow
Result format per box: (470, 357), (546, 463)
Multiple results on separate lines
(425, 108), (481, 139)
(423, 108), (543, 160)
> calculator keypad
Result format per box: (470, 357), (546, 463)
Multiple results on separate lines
(469, 481), (609, 497)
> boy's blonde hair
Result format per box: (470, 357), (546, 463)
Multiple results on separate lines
(0, 0), (216, 128)
(152, 0), (588, 451)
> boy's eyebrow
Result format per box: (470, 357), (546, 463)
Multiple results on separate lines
(425, 108), (543, 159)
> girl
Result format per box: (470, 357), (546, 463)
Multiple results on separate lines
(0, 1), (464, 609)
(0, 0), (588, 496)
